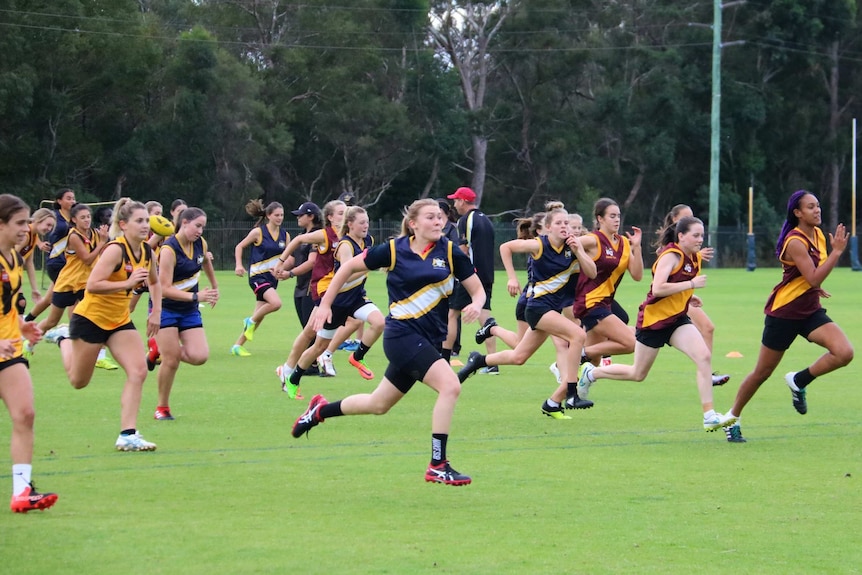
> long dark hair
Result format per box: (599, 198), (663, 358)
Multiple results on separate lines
(658, 216), (703, 248)
(775, 190), (811, 257)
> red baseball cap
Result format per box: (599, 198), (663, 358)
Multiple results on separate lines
(447, 187), (476, 202)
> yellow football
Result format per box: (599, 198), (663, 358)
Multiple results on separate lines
(149, 214), (175, 237)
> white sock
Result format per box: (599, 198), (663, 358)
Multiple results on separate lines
(322, 350), (332, 360)
(546, 399), (560, 408)
(704, 409), (716, 419)
(97, 348), (107, 361)
(12, 464), (32, 496)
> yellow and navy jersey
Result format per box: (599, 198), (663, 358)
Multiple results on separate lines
(18, 224), (39, 262)
(75, 237), (152, 330)
(46, 209), (72, 268)
(363, 236), (474, 345)
(332, 234), (373, 307)
(249, 225), (287, 277)
(54, 228), (101, 293)
(311, 226), (339, 300)
(573, 231), (630, 318)
(527, 235), (579, 312)
(0, 250), (24, 360)
(161, 234), (207, 312)
(637, 243), (701, 330)
(764, 227), (827, 320)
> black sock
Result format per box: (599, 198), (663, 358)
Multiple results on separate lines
(120, 428), (136, 436)
(567, 382), (577, 399)
(441, 348), (452, 362)
(473, 354), (488, 369)
(431, 433), (448, 465)
(318, 400), (343, 419)
(795, 368), (815, 389)
(354, 342), (371, 361)
(289, 367), (306, 386)
(24, 313), (35, 322)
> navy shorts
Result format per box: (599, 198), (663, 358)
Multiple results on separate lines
(524, 304), (559, 331)
(249, 272), (278, 302)
(52, 289), (84, 309)
(762, 308), (832, 352)
(46, 263), (63, 283)
(580, 305), (614, 332)
(383, 333), (443, 394)
(635, 316), (693, 349)
(515, 298), (527, 323)
(70, 313), (136, 345)
(160, 306), (203, 331)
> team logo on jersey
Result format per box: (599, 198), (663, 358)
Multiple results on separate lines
(684, 264), (693, 273)
(278, 241), (286, 249)
(605, 247), (615, 257)
(125, 263), (133, 273)
(565, 250), (572, 259)
(432, 257), (447, 269)
(196, 255), (204, 264)
(0, 271), (7, 283)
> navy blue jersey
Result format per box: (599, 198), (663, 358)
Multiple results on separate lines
(364, 236), (474, 345)
(249, 225), (287, 278)
(332, 234), (373, 308)
(161, 235), (206, 312)
(527, 235), (578, 312)
(457, 208), (495, 287)
(46, 209), (72, 270)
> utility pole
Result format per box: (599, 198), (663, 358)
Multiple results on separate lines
(708, 0), (745, 267)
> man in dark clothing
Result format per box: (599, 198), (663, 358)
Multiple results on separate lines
(442, 187), (498, 372)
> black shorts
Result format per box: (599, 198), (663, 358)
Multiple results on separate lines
(382, 333), (443, 394)
(762, 308), (832, 352)
(635, 316), (693, 349)
(0, 357), (28, 373)
(580, 305), (614, 332)
(47, 264), (63, 283)
(515, 298), (527, 323)
(449, 282), (492, 311)
(52, 289), (84, 309)
(524, 304), (558, 331)
(324, 300), (374, 331)
(250, 272), (278, 302)
(70, 313), (137, 345)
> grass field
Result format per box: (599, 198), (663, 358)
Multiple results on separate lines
(1, 268), (861, 574)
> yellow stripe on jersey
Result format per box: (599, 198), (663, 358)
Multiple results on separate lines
(389, 276), (455, 320)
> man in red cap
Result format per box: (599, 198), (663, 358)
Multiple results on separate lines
(442, 187), (498, 373)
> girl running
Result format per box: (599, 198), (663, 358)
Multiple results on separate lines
(24, 189), (75, 322)
(577, 216), (738, 431)
(458, 207), (597, 418)
(231, 200), (287, 356)
(282, 206), (385, 397)
(0, 195), (59, 512)
(50, 198), (161, 450)
(573, 198), (643, 366)
(292, 198), (485, 485)
(151, 208), (219, 421)
(722, 190), (853, 440)
(274, 199), (346, 392)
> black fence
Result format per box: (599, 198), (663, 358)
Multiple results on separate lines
(31, 221), (805, 285)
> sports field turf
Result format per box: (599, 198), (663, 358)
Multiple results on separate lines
(1, 268), (860, 574)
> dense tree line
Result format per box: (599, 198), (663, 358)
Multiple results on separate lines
(2, 0), (860, 245)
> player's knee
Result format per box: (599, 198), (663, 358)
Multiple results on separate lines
(11, 405), (35, 428)
(835, 344), (854, 367)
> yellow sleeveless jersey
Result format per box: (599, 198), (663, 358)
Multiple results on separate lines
(0, 250), (24, 359)
(75, 237), (152, 330)
(54, 228), (101, 292)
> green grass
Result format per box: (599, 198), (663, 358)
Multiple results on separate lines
(2, 269), (861, 574)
